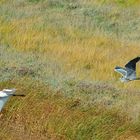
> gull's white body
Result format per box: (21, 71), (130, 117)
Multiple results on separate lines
(0, 89), (16, 111)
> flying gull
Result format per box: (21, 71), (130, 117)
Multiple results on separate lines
(114, 56), (140, 82)
(0, 89), (25, 112)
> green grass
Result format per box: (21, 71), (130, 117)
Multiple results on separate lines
(1, 0), (140, 139)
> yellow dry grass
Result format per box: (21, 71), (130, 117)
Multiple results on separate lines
(1, 0), (140, 139)
(1, 15), (140, 89)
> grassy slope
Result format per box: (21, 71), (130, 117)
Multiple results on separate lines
(1, 0), (140, 139)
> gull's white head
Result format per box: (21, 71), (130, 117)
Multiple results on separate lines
(2, 89), (16, 94)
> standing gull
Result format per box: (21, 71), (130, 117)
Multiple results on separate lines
(0, 89), (25, 112)
(114, 56), (140, 82)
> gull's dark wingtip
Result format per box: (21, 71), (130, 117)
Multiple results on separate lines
(13, 94), (25, 97)
(114, 66), (119, 69)
(125, 56), (140, 70)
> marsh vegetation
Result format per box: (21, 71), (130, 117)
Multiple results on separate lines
(1, 0), (140, 139)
